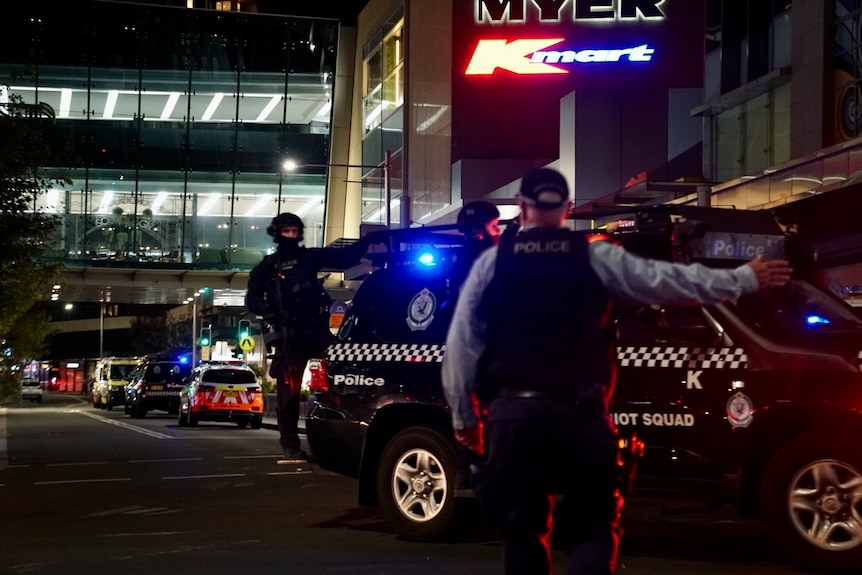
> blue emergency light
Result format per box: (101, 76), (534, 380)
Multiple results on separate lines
(806, 315), (831, 325)
(417, 252), (436, 266)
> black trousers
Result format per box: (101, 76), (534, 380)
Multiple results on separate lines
(474, 397), (622, 575)
(269, 345), (308, 452)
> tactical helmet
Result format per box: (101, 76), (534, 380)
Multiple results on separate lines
(457, 201), (500, 236)
(267, 212), (304, 241)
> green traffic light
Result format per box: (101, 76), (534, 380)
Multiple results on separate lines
(238, 319), (250, 339)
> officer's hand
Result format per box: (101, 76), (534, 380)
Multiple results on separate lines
(747, 255), (793, 289)
(454, 425), (484, 456)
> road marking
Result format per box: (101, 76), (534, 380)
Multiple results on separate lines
(35, 477), (132, 485)
(76, 410), (174, 439)
(223, 454), (283, 460)
(47, 461), (110, 467)
(161, 473), (246, 480)
(129, 458), (202, 463)
(267, 470), (313, 476)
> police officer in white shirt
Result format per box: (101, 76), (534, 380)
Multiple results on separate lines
(441, 167), (793, 575)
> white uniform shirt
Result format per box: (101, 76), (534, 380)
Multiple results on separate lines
(441, 229), (760, 430)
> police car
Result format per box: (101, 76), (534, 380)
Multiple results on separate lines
(304, 208), (862, 573)
(177, 361), (264, 429)
(124, 355), (191, 418)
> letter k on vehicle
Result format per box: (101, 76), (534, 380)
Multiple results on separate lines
(465, 38), (567, 75)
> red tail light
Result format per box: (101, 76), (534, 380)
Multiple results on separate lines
(308, 357), (328, 392)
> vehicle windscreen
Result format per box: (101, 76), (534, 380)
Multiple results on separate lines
(202, 369), (256, 384)
(730, 279), (862, 338)
(145, 363), (192, 383)
(110, 364), (137, 380)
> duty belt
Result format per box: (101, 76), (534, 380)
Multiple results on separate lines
(497, 388), (577, 403)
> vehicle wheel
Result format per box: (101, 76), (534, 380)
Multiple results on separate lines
(188, 411), (198, 427)
(36, 396), (42, 403)
(376, 426), (478, 542)
(177, 403), (189, 426)
(762, 432), (862, 573)
(250, 415), (262, 430)
(133, 402), (147, 419)
(236, 419), (249, 429)
(124, 403), (131, 415)
(105, 399), (113, 411)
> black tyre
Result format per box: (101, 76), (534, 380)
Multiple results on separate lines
(178, 403), (189, 426)
(250, 415), (263, 430)
(105, 399), (113, 411)
(376, 426), (478, 542)
(132, 401), (147, 419)
(762, 432), (862, 573)
(188, 411), (199, 427)
(236, 419), (249, 429)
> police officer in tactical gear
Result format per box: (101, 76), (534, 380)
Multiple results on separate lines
(442, 167), (793, 574)
(453, 200), (502, 288)
(246, 212), (373, 460)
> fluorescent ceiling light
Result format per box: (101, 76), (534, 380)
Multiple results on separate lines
(244, 194), (273, 217)
(103, 90), (119, 119)
(160, 92), (181, 120)
(59, 89), (73, 118)
(367, 198), (400, 223)
(256, 95), (281, 122)
(151, 191), (168, 213)
(45, 189), (59, 213)
(294, 198), (321, 217)
(201, 93), (225, 121)
(314, 101), (332, 120)
(197, 192), (221, 216)
(98, 190), (114, 214)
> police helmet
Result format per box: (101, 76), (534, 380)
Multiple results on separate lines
(457, 201), (500, 236)
(267, 212), (304, 240)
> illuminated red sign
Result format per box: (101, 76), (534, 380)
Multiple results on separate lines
(465, 38), (655, 75)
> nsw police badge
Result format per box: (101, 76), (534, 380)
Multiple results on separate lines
(406, 288), (436, 331)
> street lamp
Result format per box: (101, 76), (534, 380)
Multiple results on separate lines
(184, 290), (202, 366)
(283, 150), (404, 229)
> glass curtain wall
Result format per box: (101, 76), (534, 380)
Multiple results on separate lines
(0, 0), (338, 267)
(360, 7), (404, 227)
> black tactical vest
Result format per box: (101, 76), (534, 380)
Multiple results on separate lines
(272, 250), (331, 327)
(478, 227), (614, 399)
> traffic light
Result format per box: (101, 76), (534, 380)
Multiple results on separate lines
(199, 327), (211, 347)
(238, 319), (251, 340)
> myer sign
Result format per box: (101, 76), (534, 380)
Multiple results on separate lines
(475, 0), (667, 23)
(468, 0), (666, 75)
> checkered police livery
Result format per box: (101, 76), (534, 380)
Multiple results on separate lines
(328, 343), (446, 363)
(616, 347), (748, 370)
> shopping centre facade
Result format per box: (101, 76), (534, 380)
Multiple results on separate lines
(4, 0), (862, 376)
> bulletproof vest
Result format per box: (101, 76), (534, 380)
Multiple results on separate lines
(478, 227), (614, 397)
(274, 251), (331, 326)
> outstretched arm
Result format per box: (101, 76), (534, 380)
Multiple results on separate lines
(589, 241), (792, 305)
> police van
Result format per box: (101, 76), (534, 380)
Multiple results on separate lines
(303, 207), (862, 573)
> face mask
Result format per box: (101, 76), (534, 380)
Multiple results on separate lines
(275, 236), (301, 251)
